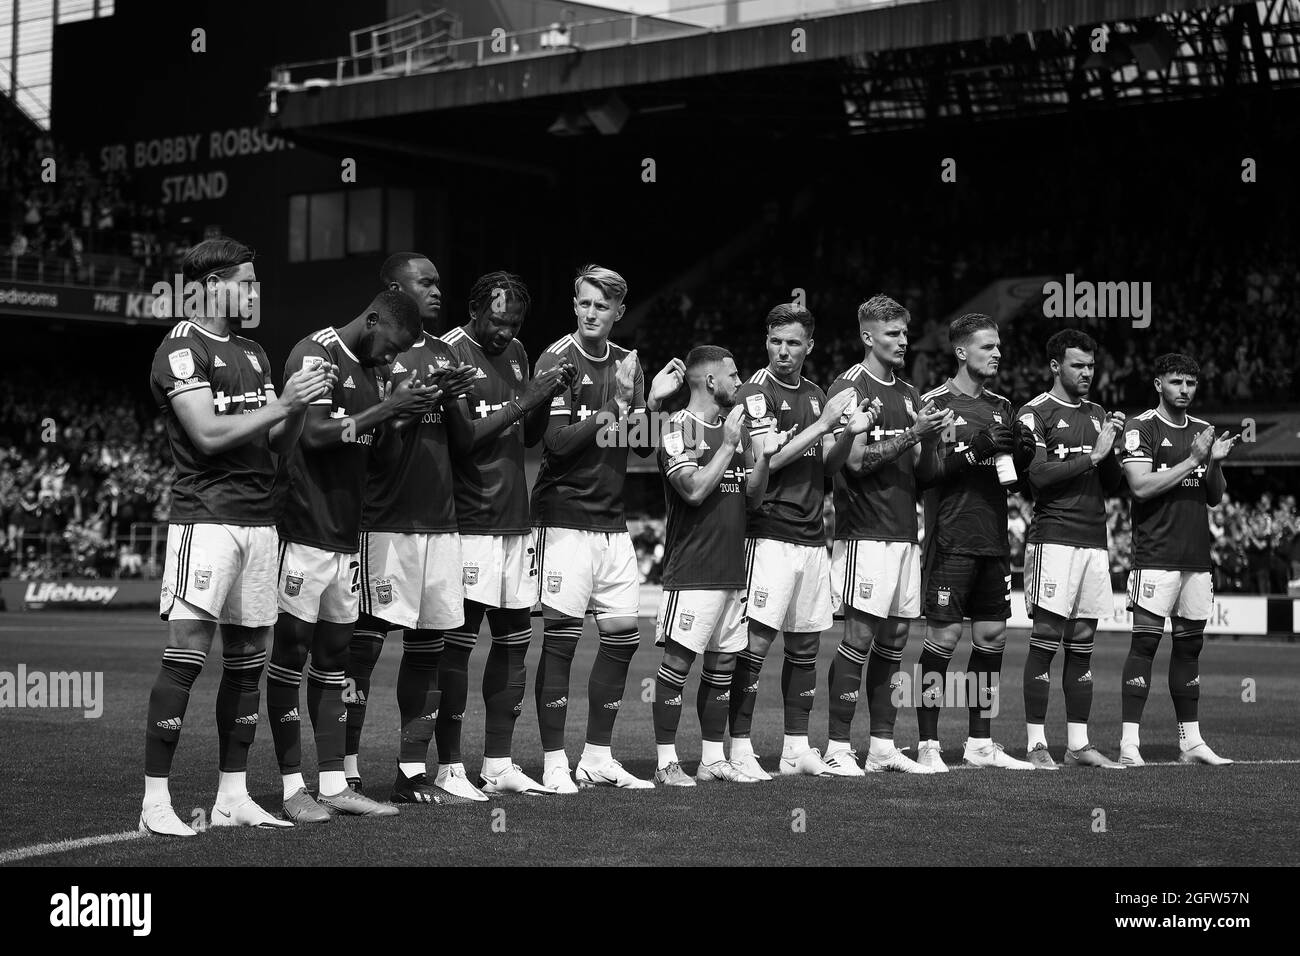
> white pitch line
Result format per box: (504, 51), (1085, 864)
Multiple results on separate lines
(0, 829), (145, 865)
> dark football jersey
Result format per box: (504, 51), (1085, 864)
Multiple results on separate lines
(736, 368), (827, 546)
(827, 363), (922, 543)
(921, 380), (1014, 557)
(1019, 392), (1110, 549)
(530, 333), (646, 532)
(1122, 409), (1213, 571)
(441, 325), (531, 536)
(658, 410), (750, 590)
(362, 334), (458, 534)
(277, 327), (382, 553)
(149, 320), (276, 526)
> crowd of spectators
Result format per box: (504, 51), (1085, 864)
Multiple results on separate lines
(2, 121), (191, 289)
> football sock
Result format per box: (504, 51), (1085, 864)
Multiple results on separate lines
(730, 737), (755, 760)
(1023, 629), (1059, 725)
(580, 743), (612, 765)
(1121, 627), (1161, 722)
(827, 640), (868, 743)
(1120, 721), (1141, 749)
(865, 639), (904, 739)
(916, 639), (953, 742)
(216, 770), (247, 800)
(868, 735), (895, 758)
(782, 733), (810, 758)
(1170, 625), (1204, 722)
(536, 617), (582, 752)
(701, 739), (726, 765)
(653, 661), (689, 746)
(306, 663), (347, 774)
(143, 776), (170, 806)
(656, 743), (679, 769)
(481, 755), (512, 777)
(587, 626), (639, 746)
(281, 772), (305, 801)
(544, 750), (569, 772)
(144, 646), (206, 778)
(344, 628), (385, 760)
(728, 648), (765, 739)
(782, 647), (818, 736)
(1062, 636), (1094, 727)
(1026, 723), (1047, 750)
(398, 630), (443, 767)
(483, 609), (531, 759)
(825, 739), (851, 757)
(1178, 720), (1204, 751)
(435, 628), (476, 765)
(319, 769), (347, 796)
(697, 666), (732, 747)
(216, 648), (264, 773)
(267, 618), (310, 775)
(1067, 722), (1089, 750)
(967, 643), (1003, 739)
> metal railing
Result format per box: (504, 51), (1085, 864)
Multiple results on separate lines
(3, 253), (167, 291)
(3, 523), (168, 580)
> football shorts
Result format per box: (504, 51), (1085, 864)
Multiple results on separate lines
(460, 532), (537, 610)
(1127, 568), (1213, 621)
(654, 588), (748, 654)
(924, 550), (1012, 623)
(160, 523), (278, 628)
(276, 540), (361, 625)
(360, 531), (465, 630)
(1023, 542), (1111, 620)
(831, 538), (922, 620)
(535, 526), (639, 620)
(746, 537), (833, 632)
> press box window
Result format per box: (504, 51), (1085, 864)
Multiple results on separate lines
(288, 188), (412, 262)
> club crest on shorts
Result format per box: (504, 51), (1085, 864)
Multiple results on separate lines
(285, 573), (304, 597)
(745, 394), (767, 419)
(547, 571), (562, 594)
(679, 611), (694, 631)
(753, 589), (768, 609)
(859, 580), (873, 600)
(168, 348), (194, 379)
(376, 581), (393, 605)
(509, 360), (522, 381)
(1125, 429), (1141, 453)
(462, 564), (479, 586)
(1044, 581), (1057, 598)
(936, 588), (950, 607)
(1143, 581), (1155, 599)
(193, 569), (211, 591)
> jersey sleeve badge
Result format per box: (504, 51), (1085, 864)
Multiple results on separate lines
(744, 393), (767, 419)
(904, 397), (915, 417)
(245, 352), (262, 374)
(168, 348), (195, 379)
(1125, 429), (1141, 453)
(810, 396), (821, 416)
(663, 430), (686, 457)
(1019, 412), (1036, 431)
(509, 360), (522, 381)
(1090, 416), (1102, 433)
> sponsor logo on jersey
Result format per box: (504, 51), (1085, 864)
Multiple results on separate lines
(213, 354), (227, 368)
(343, 376), (355, 388)
(462, 564), (479, 586)
(1160, 437), (1173, 447)
(509, 360), (522, 381)
(745, 394), (767, 418)
(859, 580), (873, 599)
(376, 581), (393, 605)
(936, 588), (950, 607)
(193, 569), (211, 591)
(302, 355), (325, 374)
(753, 589), (768, 608)
(698, 439), (710, 450)
(473, 367), (488, 379)
(663, 430), (685, 457)
(168, 348), (195, 379)
(954, 415), (967, 426)
(546, 571), (562, 594)
(392, 360), (407, 373)
(780, 400), (791, 411)
(246, 353), (262, 373)
(284, 573), (304, 597)
(1125, 429), (1141, 452)
(679, 611), (694, 631)
(1057, 419), (1070, 428)
(551, 395), (565, 407)
(581, 373), (594, 386)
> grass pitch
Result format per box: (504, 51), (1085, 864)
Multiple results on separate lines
(1, 611), (1296, 866)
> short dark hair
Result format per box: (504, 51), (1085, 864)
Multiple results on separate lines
(182, 236), (254, 283)
(1046, 328), (1097, 364)
(1154, 352), (1200, 379)
(686, 345), (734, 373)
(950, 312), (997, 346)
(857, 293), (908, 328)
(766, 303), (814, 337)
(380, 252), (428, 287)
(468, 270), (531, 318)
(371, 289), (422, 339)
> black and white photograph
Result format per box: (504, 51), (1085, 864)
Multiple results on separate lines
(0, 0), (1294, 913)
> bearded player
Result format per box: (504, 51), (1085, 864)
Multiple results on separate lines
(344, 253), (480, 804)
(437, 271), (574, 796)
(914, 313), (1038, 771)
(531, 265), (685, 792)
(142, 237), (333, 836)
(651, 346), (782, 786)
(1119, 353), (1235, 766)
(822, 294), (950, 775)
(724, 303), (866, 779)
(1017, 329), (1128, 769)
(268, 290), (435, 822)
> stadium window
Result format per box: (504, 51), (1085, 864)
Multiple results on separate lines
(387, 189), (414, 251)
(287, 195), (308, 263)
(346, 188), (382, 254)
(309, 193), (346, 261)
